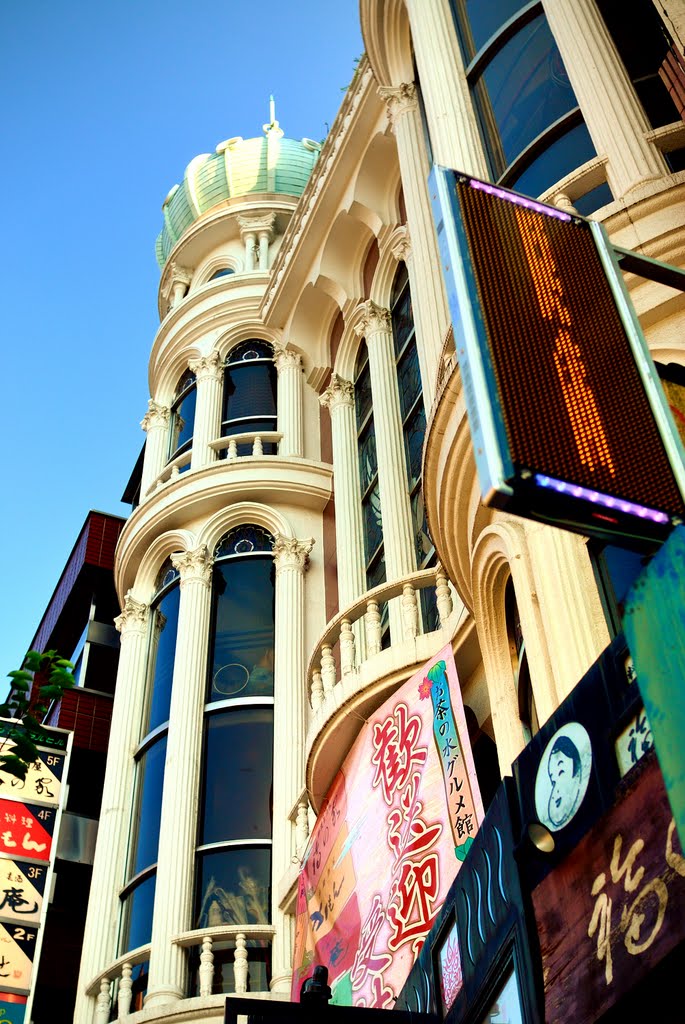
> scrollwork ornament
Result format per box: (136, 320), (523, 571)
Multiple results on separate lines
(378, 82), (418, 128)
(272, 535), (314, 575)
(352, 300), (392, 339)
(189, 350), (223, 382)
(390, 227), (412, 264)
(114, 592), (149, 635)
(273, 342), (303, 373)
(319, 373), (354, 411)
(141, 399), (170, 433)
(171, 545), (213, 587)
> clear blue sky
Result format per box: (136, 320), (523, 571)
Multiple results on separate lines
(1, 1), (363, 676)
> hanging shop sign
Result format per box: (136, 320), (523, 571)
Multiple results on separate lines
(0, 991), (27, 1023)
(0, 744), (65, 805)
(430, 167), (685, 549)
(291, 644), (484, 1007)
(0, 803), (55, 865)
(0, 861), (48, 927)
(0, 922), (38, 994)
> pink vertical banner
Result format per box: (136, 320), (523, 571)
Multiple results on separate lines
(292, 643), (483, 1005)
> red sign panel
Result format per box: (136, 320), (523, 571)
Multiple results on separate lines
(0, 803), (55, 864)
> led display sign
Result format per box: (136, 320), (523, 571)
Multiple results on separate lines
(430, 168), (685, 548)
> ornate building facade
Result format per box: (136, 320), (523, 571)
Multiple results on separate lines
(73, 1), (685, 1021)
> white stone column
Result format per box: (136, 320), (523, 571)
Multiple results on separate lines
(168, 264), (192, 308)
(543, 0), (668, 196)
(140, 401), (170, 498)
(73, 594), (150, 1024)
(274, 344), (304, 457)
(189, 351), (223, 471)
(380, 83), (451, 402)
(145, 546), (213, 1008)
(354, 302), (416, 639)
(403, 0), (489, 176)
(270, 535), (313, 994)
(319, 375), (366, 609)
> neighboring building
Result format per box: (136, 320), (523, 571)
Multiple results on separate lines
(11, 511), (124, 1022)
(71, 2), (685, 1023)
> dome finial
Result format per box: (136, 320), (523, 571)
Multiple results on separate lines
(263, 94), (283, 138)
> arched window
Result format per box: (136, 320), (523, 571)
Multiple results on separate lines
(168, 369), (197, 465)
(505, 577), (538, 744)
(192, 525), (275, 994)
(119, 558), (180, 1004)
(209, 267), (235, 281)
(450, 1), (613, 215)
(222, 341), (277, 456)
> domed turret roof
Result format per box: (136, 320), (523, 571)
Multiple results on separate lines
(155, 107), (321, 267)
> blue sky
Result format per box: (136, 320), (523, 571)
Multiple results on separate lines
(1, 2), (363, 676)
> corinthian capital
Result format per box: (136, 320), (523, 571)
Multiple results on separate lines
(378, 82), (418, 127)
(169, 262), (192, 288)
(353, 300), (392, 338)
(114, 592), (149, 635)
(319, 374), (354, 411)
(272, 535), (314, 575)
(273, 342), (303, 373)
(171, 545), (213, 587)
(189, 350), (223, 382)
(141, 399), (170, 433)
(237, 212), (277, 238)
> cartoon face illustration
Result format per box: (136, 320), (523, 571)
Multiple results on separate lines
(535, 723), (592, 832)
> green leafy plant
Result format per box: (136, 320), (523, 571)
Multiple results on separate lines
(0, 650), (76, 780)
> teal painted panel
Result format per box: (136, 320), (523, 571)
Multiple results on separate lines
(623, 525), (685, 849)
(195, 153), (228, 211)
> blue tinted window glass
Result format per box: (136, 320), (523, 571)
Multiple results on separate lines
(397, 344), (422, 421)
(196, 847), (271, 929)
(473, 14), (576, 175)
(223, 362), (277, 424)
(209, 558), (275, 701)
(574, 182), (613, 218)
(147, 584), (180, 733)
(201, 709), (273, 844)
(452, 0), (530, 61)
(358, 420), (378, 493)
(132, 736), (167, 875)
(509, 121), (597, 199)
(123, 873), (156, 952)
(362, 484), (383, 564)
(355, 358), (373, 430)
(169, 385), (196, 457)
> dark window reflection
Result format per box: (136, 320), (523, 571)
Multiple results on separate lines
(208, 558), (275, 701)
(510, 120), (594, 198)
(122, 873), (156, 952)
(222, 341), (277, 455)
(452, 0), (529, 62)
(201, 709), (273, 845)
(195, 847), (271, 929)
(168, 372), (197, 460)
(147, 584), (180, 732)
(131, 736), (167, 876)
(189, 939), (271, 995)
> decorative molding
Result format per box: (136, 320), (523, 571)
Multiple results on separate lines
(114, 592), (149, 635)
(141, 399), (170, 433)
(273, 342), (303, 373)
(319, 373), (355, 411)
(378, 82), (418, 128)
(352, 299), (392, 338)
(169, 262), (192, 288)
(171, 545), (213, 587)
(237, 212), (277, 238)
(188, 350), (223, 382)
(390, 225), (412, 264)
(272, 535), (314, 574)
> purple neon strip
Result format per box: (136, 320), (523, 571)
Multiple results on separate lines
(468, 178), (572, 222)
(534, 474), (670, 525)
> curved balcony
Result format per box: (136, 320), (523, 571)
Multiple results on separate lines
(88, 925), (275, 1022)
(304, 565), (479, 812)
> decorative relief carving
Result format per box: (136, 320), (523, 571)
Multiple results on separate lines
(378, 82), (418, 127)
(237, 212), (277, 238)
(114, 592), (149, 634)
(272, 535), (314, 574)
(390, 226), (412, 264)
(319, 373), (355, 411)
(171, 545), (213, 586)
(273, 342), (303, 373)
(169, 263), (192, 288)
(353, 300), (392, 339)
(141, 399), (170, 433)
(188, 350), (223, 382)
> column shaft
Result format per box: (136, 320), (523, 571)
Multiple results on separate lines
(274, 346), (304, 457)
(543, 0), (667, 196)
(140, 402), (170, 498)
(189, 352), (223, 471)
(145, 547), (213, 1007)
(73, 596), (150, 1024)
(270, 536), (313, 993)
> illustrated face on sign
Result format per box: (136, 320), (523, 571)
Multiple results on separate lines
(535, 722), (592, 832)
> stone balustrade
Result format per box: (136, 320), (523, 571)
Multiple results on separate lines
(209, 431), (283, 459)
(145, 449), (192, 497)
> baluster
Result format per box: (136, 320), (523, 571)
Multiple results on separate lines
(435, 565), (453, 627)
(296, 799), (310, 859)
(253, 435), (264, 456)
(365, 599), (382, 656)
(320, 644), (336, 694)
(95, 979), (111, 1024)
(227, 438), (238, 459)
(234, 932), (248, 995)
(170, 464), (180, 480)
(401, 584), (419, 640)
(118, 962), (132, 1017)
(339, 619), (356, 675)
(310, 668), (324, 709)
(199, 935), (214, 997)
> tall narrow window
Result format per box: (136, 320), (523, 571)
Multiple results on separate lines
(222, 341), (277, 455)
(505, 577), (538, 744)
(193, 525), (275, 995)
(168, 369), (197, 464)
